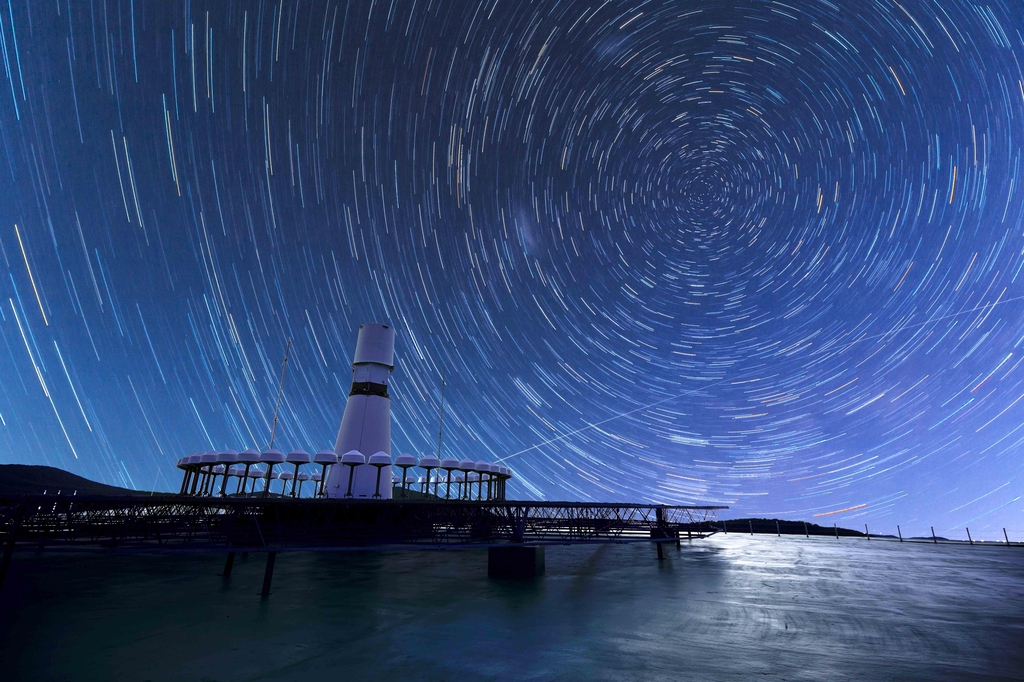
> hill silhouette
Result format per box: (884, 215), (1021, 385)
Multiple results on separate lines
(0, 464), (153, 497)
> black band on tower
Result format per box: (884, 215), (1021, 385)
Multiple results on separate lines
(349, 381), (390, 398)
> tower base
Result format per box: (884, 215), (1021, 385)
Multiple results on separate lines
(488, 545), (545, 578)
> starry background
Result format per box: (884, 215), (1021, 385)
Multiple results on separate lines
(1, 0), (1022, 537)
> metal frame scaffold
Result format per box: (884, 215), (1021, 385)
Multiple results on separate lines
(0, 496), (726, 553)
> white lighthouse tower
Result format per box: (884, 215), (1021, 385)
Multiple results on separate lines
(324, 323), (395, 499)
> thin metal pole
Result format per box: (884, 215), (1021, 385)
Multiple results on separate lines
(966, 528), (973, 545)
(749, 520), (753, 535)
(865, 524), (870, 540)
(345, 464), (357, 498)
(436, 367), (445, 461)
(776, 520), (780, 536)
(319, 464), (329, 497)
(1005, 528), (1011, 546)
(898, 525), (903, 542)
(268, 340), (291, 450)
(931, 526), (937, 544)
(804, 521), (808, 538)
(220, 468), (231, 496)
(834, 523), (838, 539)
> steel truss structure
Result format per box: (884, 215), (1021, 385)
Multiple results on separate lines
(0, 496), (725, 553)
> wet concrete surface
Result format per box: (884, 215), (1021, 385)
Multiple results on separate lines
(1, 534), (1022, 681)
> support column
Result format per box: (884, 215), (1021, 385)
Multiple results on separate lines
(653, 507), (668, 560)
(261, 552), (277, 598)
(221, 552), (236, 578)
(488, 545), (545, 578)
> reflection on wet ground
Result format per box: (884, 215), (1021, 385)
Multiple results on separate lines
(2, 534), (1022, 681)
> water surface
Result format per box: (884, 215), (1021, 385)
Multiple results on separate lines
(2, 535), (1022, 680)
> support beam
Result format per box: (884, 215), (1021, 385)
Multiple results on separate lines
(488, 545), (544, 578)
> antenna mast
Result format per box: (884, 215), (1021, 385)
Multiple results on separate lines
(269, 339), (291, 449)
(436, 367), (445, 459)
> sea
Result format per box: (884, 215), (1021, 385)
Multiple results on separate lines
(1, 533), (1022, 681)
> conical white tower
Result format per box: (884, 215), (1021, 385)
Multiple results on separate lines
(324, 323), (395, 499)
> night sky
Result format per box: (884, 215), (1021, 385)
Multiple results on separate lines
(1, 0), (1022, 537)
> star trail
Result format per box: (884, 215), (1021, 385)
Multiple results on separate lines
(1, 0), (1023, 537)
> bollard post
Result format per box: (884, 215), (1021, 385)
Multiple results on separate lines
(966, 528), (973, 545)
(1005, 528), (1011, 546)
(261, 552), (277, 598)
(898, 525), (903, 542)
(931, 526), (937, 544)
(865, 524), (870, 540)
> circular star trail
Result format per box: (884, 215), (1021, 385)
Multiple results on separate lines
(1, 0), (1023, 536)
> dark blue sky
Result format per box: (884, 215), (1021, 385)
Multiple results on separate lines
(0, 0), (1022, 538)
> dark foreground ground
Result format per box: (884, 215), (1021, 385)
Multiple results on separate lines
(1, 534), (1022, 681)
